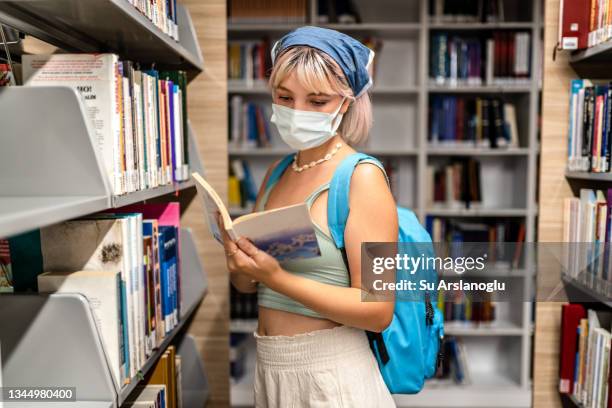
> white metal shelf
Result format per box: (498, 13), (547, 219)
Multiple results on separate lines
(228, 146), (419, 157)
(0, 87), (203, 238)
(0, 1), (203, 77)
(0, 227), (208, 408)
(428, 83), (533, 93)
(444, 320), (524, 336)
(427, 147), (531, 156)
(426, 207), (529, 217)
(228, 79), (419, 95)
(228, 22), (420, 34)
(227, 0), (540, 402)
(394, 372), (531, 407)
(428, 21), (535, 30)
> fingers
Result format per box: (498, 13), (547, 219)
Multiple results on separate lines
(236, 237), (261, 259)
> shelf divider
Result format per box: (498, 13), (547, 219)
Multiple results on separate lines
(0, 86), (110, 238)
(177, 334), (210, 407)
(0, 293), (117, 406)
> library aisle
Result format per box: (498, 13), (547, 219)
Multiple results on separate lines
(0, 0), (611, 407)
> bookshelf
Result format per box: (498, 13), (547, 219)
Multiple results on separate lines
(0, 1), (211, 407)
(0, 228), (208, 408)
(227, 0), (541, 407)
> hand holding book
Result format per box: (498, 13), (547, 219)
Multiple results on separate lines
(193, 172), (322, 262)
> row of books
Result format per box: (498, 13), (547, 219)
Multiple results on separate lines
(227, 36), (380, 82)
(559, 304), (612, 408)
(435, 336), (471, 384)
(563, 189), (612, 283)
(567, 79), (612, 173)
(230, 286), (258, 320)
(125, 344), (183, 408)
(426, 217), (526, 242)
(3, 202), (182, 388)
(128, 0), (180, 41)
(427, 159), (482, 209)
(438, 290), (496, 323)
(558, 0), (612, 50)
(228, 0), (307, 24)
(229, 159), (258, 210)
(430, 31), (531, 86)
(429, 96), (519, 147)
(426, 218), (526, 267)
(229, 97), (274, 148)
(429, 0), (508, 23)
(228, 40), (273, 81)
(22, 54), (190, 196)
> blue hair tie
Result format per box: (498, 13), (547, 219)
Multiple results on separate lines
(271, 26), (375, 98)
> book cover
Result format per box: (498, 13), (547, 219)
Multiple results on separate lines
(40, 217), (136, 380)
(193, 172), (322, 262)
(560, 304), (587, 394)
(22, 54), (124, 195)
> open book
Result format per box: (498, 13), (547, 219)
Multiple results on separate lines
(192, 172), (321, 262)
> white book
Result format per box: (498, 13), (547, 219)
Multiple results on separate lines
(134, 214), (146, 363)
(485, 39), (494, 86)
(134, 72), (147, 190)
(38, 270), (125, 387)
(22, 54), (124, 195)
(122, 75), (135, 193)
(142, 74), (152, 188)
(39, 218), (132, 383)
(230, 95), (243, 148)
(125, 384), (166, 407)
(173, 86), (185, 181)
(503, 103), (519, 148)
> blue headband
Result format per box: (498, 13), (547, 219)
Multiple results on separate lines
(271, 26), (375, 98)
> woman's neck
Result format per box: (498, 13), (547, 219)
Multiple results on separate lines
(295, 135), (344, 167)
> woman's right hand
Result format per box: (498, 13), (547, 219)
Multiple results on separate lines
(216, 212), (259, 291)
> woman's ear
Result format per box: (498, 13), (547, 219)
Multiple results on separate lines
(340, 97), (352, 114)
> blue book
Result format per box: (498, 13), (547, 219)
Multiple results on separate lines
(159, 226), (178, 333)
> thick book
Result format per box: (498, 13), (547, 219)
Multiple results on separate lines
(38, 270), (126, 387)
(192, 172), (322, 262)
(560, 304), (587, 394)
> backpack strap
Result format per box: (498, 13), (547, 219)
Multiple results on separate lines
(264, 153), (296, 191)
(328, 152), (388, 249)
(328, 152), (391, 365)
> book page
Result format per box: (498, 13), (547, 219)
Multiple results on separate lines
(192, 172), (233, 242)
(233, 203), (321, 262)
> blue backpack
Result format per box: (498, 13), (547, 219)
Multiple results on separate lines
(266, 152), (444, 394)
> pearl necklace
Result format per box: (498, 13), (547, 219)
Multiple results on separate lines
(292, 142), (343, 172)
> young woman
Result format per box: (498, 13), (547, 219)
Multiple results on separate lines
(220, 26), (398, 407)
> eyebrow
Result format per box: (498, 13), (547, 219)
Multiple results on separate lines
(276, 86), (332, 97)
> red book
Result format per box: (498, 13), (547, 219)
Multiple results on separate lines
(559, 0), (592, 49)
(559, 304), (586, 394)
(608, 346), (612, 407)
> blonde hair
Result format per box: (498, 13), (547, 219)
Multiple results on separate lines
(269, 46), (373, 145)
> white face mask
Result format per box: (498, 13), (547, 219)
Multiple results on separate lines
(270, 97), (346, 150)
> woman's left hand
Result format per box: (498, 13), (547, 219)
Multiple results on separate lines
(230, 237), (283, 286)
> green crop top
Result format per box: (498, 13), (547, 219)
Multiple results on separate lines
(256, 158), (387, 319)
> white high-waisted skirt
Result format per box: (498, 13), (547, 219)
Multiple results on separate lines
(253, 325), (396, 408)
